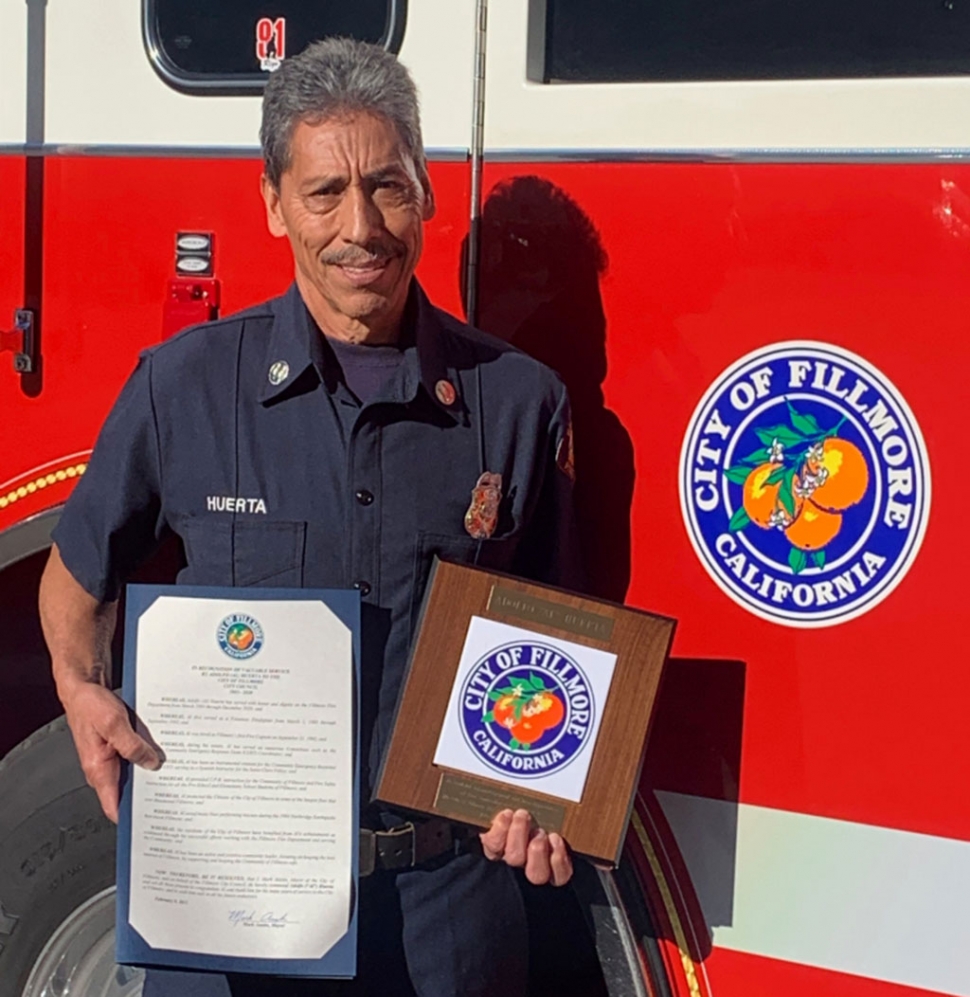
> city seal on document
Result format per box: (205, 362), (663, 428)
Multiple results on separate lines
(460, 641), (594, 778)
(679, 340), (931, 628)
(217, 613), (264, 659)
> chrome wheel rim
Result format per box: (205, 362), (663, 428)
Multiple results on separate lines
(22, 887), (144, 997)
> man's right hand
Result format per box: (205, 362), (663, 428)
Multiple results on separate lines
(40, 545), (162, 824)
(60, 681), (161, 823)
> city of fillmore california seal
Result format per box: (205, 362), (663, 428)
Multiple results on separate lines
(459, 640), (595, 778)
(217, 613), (264, 659)
(680, 341), (930, 627)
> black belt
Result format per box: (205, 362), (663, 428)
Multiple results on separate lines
(359, 818), (470, 877)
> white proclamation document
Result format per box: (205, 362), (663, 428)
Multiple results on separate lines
(127, 595), (354, 961)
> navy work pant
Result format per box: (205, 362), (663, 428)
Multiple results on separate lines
(142, 852), (528, 997)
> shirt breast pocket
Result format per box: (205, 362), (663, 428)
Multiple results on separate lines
(177, 517), (307, 588)
(408, 529), (521, 640)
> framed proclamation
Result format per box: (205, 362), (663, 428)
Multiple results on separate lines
(375, 560), (675, 866)
(116, 584), (360, 977)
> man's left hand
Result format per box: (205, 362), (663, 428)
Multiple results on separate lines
(480, 808), (573, 886)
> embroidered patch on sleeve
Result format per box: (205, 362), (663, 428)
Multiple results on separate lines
(556, 422), (575, 483)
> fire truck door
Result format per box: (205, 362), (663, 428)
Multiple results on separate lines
(479, 5), (970, 997)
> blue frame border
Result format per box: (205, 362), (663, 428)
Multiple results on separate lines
(117, 583), (361, 977)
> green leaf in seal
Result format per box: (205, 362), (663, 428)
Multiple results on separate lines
(509, 738), (521, 750)
(521, 743), (532, 752)
(789, 547), (807, 575)
(756, 425), (804, 447)
(724, 465), (752, 484)
(778, 468), (797, 518)
(787, 402), (821, 436)
(765, 465), (787, 486)
(529, 672), (546, 690)
(740, 447), (770, 464)
(482, 710), (495, 724)
(488, 690), (503, 701)
(812, 550), (827, 569)
(728, 507), (751, 532)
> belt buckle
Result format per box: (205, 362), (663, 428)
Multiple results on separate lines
(381, 821), (417, 870)
(359, 828), (377, 878)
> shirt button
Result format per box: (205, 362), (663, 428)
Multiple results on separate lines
(353, 580), (372, 597)
(355, 489), (375, 506)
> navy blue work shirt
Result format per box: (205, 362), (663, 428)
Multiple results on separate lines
(53, 281), (582, 797)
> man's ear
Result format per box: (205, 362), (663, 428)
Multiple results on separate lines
(261, 174), (288, 238)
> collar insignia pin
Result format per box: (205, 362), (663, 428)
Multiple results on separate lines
(268, 360), (290, 386)
(465, 472), (503, 540)
(435, 379), (457, 406)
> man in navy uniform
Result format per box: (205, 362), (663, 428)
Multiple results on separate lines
(39, 38), (580, 997)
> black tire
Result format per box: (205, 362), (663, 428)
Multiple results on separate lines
(0, 716), (117, 997)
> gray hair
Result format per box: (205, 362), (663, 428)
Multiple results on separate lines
(260, 37), (426, 189)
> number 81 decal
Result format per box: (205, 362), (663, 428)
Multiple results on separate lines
(256, 17), (286, 72)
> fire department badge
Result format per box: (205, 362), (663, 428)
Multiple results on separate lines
(464, 471), (503, 540)
(459, 641), (594, 778)
(680, 341), (930, 627)
(217, 613), (264, 659)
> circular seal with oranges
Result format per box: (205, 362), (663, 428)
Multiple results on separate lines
(460, 641), (594, 778)
(217, 613), (265, 659)
(680, 341), (930, 627)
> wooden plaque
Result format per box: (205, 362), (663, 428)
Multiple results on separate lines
(375, 559), (675, 866)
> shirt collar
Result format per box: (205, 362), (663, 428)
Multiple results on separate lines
(258, 280), (461, 420)
(257, 282), (320, 404)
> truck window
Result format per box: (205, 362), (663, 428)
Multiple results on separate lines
(144, 0), (406, 93)
(536, 0), (970, 83)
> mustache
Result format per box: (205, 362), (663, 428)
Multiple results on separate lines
(321, 242), (403, 266)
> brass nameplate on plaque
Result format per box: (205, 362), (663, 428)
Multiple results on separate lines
(487, 585), (615, 642)
(434, 771), (566, 832)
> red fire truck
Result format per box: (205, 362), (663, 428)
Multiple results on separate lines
(2, 2), (968, 995)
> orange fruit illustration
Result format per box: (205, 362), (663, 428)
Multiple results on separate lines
(510, 717), (546, 744)
(493, 695), (518, 729)
(493, 687), (565, 746)
(526, 692), (565, 731)
(516, 692), (564, 745)
(743, 463), (802, 528)
(784, 503), (842, 551)
(227, 624), (254, 650)
(809, 438), (869, 512)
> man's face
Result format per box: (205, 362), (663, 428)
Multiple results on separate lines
(262, 111), (434, 341)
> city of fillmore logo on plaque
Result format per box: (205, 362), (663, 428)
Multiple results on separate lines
(217, 613), (264, 659)
(434, 617), (617, 803)
(459, 641), (594, 778)
(680, 341), (931, 627)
